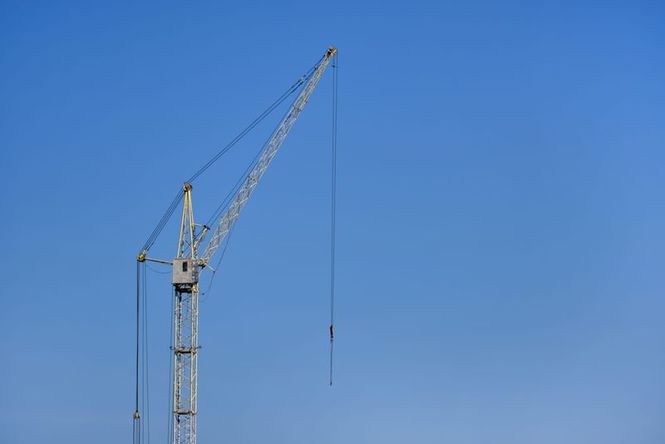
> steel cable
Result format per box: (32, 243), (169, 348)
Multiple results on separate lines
(329, 52), (338, 386)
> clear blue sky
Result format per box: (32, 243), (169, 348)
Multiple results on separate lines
(2, 1), (664, 443)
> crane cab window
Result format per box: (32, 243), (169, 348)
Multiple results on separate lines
(182, 261), (188, 272)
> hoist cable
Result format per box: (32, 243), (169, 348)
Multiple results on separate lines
(329, 53), (338, 387)
(133, 262), (141, 444)
(140, 264), (145, 444)
(166, 288), (175, 444)
(142, 262), (151, 444)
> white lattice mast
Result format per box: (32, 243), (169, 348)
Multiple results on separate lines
(171, 183), (200, 444)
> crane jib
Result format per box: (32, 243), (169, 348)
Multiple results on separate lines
(198, 47), (337, 266)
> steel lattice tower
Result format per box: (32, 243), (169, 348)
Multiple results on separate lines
(171, 183), (200, 444)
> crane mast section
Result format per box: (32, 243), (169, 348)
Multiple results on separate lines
(199, 47), (337, 266)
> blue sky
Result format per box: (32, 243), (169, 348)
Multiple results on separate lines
(2, 1), (664, 443)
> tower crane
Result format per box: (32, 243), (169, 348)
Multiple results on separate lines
(132, 46), (338, 444)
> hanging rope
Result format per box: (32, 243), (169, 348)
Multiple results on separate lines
(329, 52), (338, 387)
(133, 263), (141, 444)
(133, 262), (153, 444)
(166, 287), (175, 444)
(142, 262), (151, 444)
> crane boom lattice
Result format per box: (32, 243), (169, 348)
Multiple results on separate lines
(199, 47), (337, 266)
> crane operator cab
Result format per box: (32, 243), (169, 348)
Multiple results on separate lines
(172, 258), (199, 285)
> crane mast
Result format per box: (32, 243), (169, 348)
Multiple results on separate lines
(171, 183), (200, 444)
(137, 46), (337, 444)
